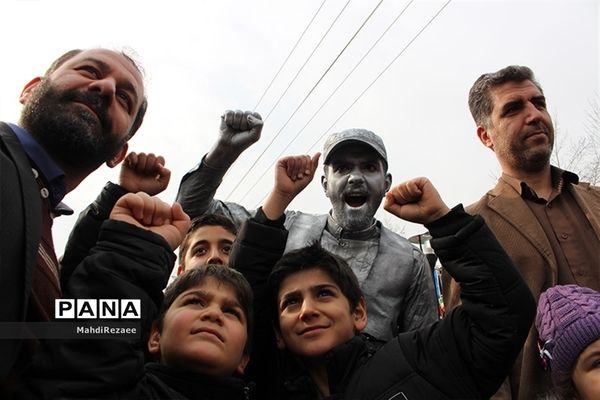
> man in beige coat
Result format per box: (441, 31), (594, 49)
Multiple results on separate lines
(443, 65), (600, 400)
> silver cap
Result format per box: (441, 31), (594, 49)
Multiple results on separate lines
(323, 128), (387, 167)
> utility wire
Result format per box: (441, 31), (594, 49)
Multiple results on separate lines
(226, 0), (382, 201)
(306, 0), (453, 153)
(252, 0), (453, 208)
(261, 0), (353, 123)
(253, 0), (327, 112)
(224, 0), (353, 202)
(238, 0), (414, 205)
(218, 2), (327, 193)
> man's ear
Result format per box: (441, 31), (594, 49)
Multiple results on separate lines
(19, 77), (42, 104)
(352, 297), (368, 333)
(384, 172), (392, 192)
(106, 143), (128, 168)
(321, 175), (328, 197)
(235, 353), (250, 375)
(477, 126), (494, 151)
(148, 322), (161, 356)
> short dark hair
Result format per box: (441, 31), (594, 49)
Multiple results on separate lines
(267, 242), (362, 327)
(44, 48), (148, 138)
(156, 264), (253, 354)
(468, 65), (543, 127)
(178, 213), (238, 260)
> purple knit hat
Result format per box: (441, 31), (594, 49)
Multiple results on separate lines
(536, 284), (600, 384)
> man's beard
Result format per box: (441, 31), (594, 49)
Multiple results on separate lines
(505, 125), (554, 173)
(331, 198), (378, 231)
(512, 145), (552, 173)
(20, 79), (124, 172)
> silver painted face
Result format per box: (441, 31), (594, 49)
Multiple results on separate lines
(322, 143), (391, 231)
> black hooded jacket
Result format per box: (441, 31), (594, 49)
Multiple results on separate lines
(231, 206), (536, 400)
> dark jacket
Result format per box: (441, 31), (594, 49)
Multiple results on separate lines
(20, 220), (250, 400)
(59, 181), (128, 288)
(231, 206), (536, 399)
(0, 123), (42, 382)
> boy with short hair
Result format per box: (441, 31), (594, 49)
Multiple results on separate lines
(146, 264), (253, 392)
(231, 153), (536, 399)
(21, 193), (255, 399)
(177, 213), (238, 274)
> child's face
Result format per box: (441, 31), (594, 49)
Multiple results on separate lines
(179, 226), (236, 274)
(276, 267), (367, 359)
(148, 277), (249, 376)
(572, 338), (600, 400)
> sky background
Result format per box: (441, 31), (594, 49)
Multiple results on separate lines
(1, 0), (599, 258)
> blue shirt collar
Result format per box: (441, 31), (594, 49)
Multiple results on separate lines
(9, 123), (72, 215)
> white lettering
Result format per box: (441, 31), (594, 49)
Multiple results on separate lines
(121, 299), (141, 319)
(55, 299), (141, 319)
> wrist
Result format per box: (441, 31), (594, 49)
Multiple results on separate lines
(117, 182), (135, 193)
(263, 191), (293, 220)
(255, 207), (286, 227)
(428, 205), (451, 224)
(109, 213), (143, 229)
(205, 144), (240, 168)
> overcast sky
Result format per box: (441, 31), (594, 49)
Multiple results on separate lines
(1, 0), (598, 255)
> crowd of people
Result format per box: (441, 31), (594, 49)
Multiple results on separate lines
(0, 47), (598, 400)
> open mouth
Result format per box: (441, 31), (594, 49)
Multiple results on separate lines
(345, 194), (367, 208)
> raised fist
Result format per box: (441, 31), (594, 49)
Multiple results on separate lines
(206, 109), (263, 168)
(384, 177), (450, 225)
(110, 192), (190, 250)
(119, 152), (171, 196)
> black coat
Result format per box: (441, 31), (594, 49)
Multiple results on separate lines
(231, 206), (536, 399)
(0, 123), (42, 381)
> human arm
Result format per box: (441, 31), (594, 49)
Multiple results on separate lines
(60, 152), (170, 287)
(24, 194), (189, 398)
(232, 152), (320, 292)
(383, 177), (443, 332)
(175, 110), (263, 223)
(380, 178), (535, 398)
(230, 153), (319, 400)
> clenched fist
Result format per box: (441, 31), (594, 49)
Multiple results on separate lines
(110, 192), (190, 250)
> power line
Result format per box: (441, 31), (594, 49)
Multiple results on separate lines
(224, 0), (353, 202)
(252, 0), (328, 112)
(251, 0), (453, 208)
(261, 0), (353, 123)
(306, 0), (453, 153)
(226, 0), (383, 201)
(238, 0), (414, 205)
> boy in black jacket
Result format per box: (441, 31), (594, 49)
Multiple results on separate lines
(231, 154), (536, 399)
(21, 193), (254, 399)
